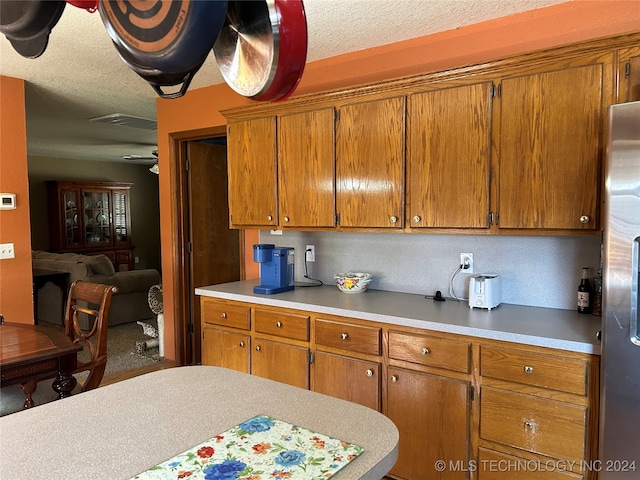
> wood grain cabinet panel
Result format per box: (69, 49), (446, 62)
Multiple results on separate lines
(278, 108), (336, 227)
(312, 352), (380, 411)
(480, 387), (587, 461)
(315, 319), (381, 355)
(336, 97), (405, 228)
(407, 82), (492, 228)
(201, 298), (250, 330)
(617, 47), (640, 102)
(389, 330), (470, 373)
(477, 448), (583, 480)
(387, 367), (471, 480)
(252, 338), (309, 389)
(481, 345), (587, 395)
(202, 328), (250, 373)
(253, 308), (309, 341)
(226, 117), (277, 227)
(497, 59), (612, 231)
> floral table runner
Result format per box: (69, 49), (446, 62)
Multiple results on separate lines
(131, 414), (364, 479)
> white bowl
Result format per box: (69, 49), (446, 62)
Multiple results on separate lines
(334, 273), (373, 293)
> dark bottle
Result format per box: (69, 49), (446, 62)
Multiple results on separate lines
(577, 267), (592, 314)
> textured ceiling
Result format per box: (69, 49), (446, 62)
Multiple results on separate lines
(0, 0), (567, 164)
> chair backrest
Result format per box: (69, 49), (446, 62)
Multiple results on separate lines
(64, 280), (118, 392)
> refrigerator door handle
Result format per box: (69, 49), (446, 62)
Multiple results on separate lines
(631, 236), (639, 346)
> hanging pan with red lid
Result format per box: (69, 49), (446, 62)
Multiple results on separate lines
(99, 0), (228, 99)
(213, 0), (308, 102)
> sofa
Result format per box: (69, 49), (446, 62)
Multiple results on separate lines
(32, 251), (161, 327)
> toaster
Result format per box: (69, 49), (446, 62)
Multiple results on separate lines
(469, 274), (501, 310)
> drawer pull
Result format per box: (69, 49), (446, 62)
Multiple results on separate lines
(238, 341), (245, 348)
(284, 216), (290, 222)
(366, 369), (374, 377)
(580, 215), (590, 224)
(390, 215), (398, 223)
(391, 375), (399, 383)
(421, 347), (430, 356)
(221, 312), (227, 319)
(341, 333), (349, 340)
(255, 345), (262, 352)
(524, 365), (534, 374)
(276, 321), (282, 328)
(523, 420), (536, 431)
(412, 215), (421, 223)
(267, 215), (273, 221)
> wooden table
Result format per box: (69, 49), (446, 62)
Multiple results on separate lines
(0, 322), (81, 408)
(32, 268), (70, 324)
(0, 366), (399, 479)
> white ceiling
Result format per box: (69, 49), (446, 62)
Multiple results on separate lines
(0, 0), (566, 164)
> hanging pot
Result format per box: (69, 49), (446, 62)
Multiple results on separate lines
(99, 0), (228, 99)
(0, 0), (66, 59)
(213, 0), (307, 102)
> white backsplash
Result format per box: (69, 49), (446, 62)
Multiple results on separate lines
(258, 230), (602, 311)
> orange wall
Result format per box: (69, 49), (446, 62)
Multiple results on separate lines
(0, 76), (34, 324)
(161, 0), (639, 361)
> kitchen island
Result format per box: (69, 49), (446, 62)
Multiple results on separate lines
(196, 281), (601, 354)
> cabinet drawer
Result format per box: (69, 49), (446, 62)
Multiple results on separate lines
(481, 346), (588, 396)
(254, 308), (309, 341)
(480, 387), (587, 461)
(201, 299), (250, 330)
(315, 319), (381, 355)
(388, 331), (470, 373)
(477, 448), (583, 480)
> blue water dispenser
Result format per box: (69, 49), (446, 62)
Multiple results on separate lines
(253, 244), (295, 294)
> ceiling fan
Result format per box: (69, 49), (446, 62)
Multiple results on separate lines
(123, 149), (159, 174)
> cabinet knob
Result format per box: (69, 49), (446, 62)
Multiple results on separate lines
(390, 375), (399, 383)
(524, 365), (534, 374)
(221, 312), (227, 319)
(276, 321), (282, 328)
(284, 216), (290, 223)
(238, 341), (245, 348)
(579, 215), (590, 224)
(523, 420), (536, 431)
(341, 333), (348, 340)
(412, 215), (421, 223)
(255, 345), (261, 352)
(421, 347), (430, 356)
(390, 216), (398, 223)
(267, 215), (273, 221)
(366, 369), (374, 377)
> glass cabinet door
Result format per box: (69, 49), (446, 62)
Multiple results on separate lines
(63, 189), (80, 248)
(113, 190), (129, 244)
(83, 190), (111, 245)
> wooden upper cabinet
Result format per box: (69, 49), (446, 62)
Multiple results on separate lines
(497, 58), (612, 231)
(617, 47), (640, 103)
(336, 97), (405, 228)
(227, 117), (277, 227)
(407, 83), (492, 229)
(278, 108), (336, 227)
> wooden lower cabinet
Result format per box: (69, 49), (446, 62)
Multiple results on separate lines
(477, 448), (583, 480)
(202, 327), (250, 373)
(252, 337), (309, 389)
(386, 367), (471, 480)
(312, 351), (380, 411)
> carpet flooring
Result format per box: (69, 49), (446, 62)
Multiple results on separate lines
(0, 318), (161, 416)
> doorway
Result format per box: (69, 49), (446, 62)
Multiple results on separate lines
(173, 136), (242, 365)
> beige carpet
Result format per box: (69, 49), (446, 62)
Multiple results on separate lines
(0, 318), (161, 416)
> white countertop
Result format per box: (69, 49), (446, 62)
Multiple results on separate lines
(196, 281), (602, 355)
(0, 366), (399, 480)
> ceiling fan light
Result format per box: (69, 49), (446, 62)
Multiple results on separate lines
(149, 163), (159, 175)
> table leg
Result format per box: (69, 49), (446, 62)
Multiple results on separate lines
(19, 380), (37, 409)
(52, 372), (77, 399)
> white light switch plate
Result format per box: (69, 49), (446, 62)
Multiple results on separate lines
(0, 243), (15, 259)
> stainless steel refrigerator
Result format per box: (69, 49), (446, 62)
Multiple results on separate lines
(600, 100), (640, 478)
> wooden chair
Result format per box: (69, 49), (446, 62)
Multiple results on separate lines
(64, 280), (118, 392)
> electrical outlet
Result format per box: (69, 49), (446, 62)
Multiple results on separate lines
(0, 243), (15, 260)
(305, 245), (315, 262)
(460, 253), (474, 273)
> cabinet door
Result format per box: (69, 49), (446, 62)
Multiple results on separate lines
(82, 188), (112, 246)
(112, 189), (131, 245)
(202, 328), (250, 373)
(336, 97), (405, 228)
(227, 117), (277, 227)
(61, 187), (81, 249)
(386, 367), (470, 480)
(497, 60), (611, 231)
(312, 352), (380, 411)
(278, 108), (336, 227)
(408, 83), (492, 228)
(617, 47), (640, 103)
(252, 338), (309, 389)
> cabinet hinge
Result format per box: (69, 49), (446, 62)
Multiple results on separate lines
(335, 110), (340, 122)
(185, 159), (190, 171)
(335, 213), (340, 225)
(187, 241), (193, 253)
(309, 351), (314, 364)
(470, 385), (475, 401)
(625, 61), (631, 78)
(188, 323), (194, 334)
(489, 212), (498, 225)
(492, 83), (502, 98)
